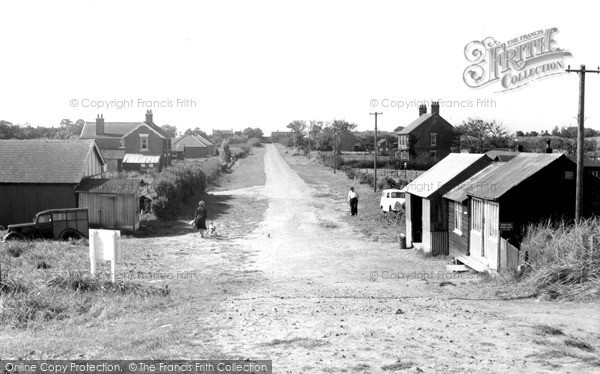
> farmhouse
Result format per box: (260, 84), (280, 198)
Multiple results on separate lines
(397, 102), (454, 162)
(76, 178), (142, 232)
(80, 110), (172, 173)
(377, 138), (393, 155)
(172, 134), (215, 159)
(0, 139), (105, 227)
(447, 153), (600, 271)
(404, 153), (492, 255)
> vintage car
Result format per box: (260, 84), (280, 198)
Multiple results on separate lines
(2, 208), (89, 241)
(379, 188), (406, 212)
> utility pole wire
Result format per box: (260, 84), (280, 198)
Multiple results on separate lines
(566, 64), (600, 222)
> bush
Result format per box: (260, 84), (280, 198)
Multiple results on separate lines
(151, 158), (220, 220)
(247, 137), (262, 147)
(521, 219), (600, 300)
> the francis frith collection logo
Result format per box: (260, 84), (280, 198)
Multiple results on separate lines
(463, 27), (572, 91)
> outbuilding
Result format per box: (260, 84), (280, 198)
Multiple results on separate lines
(404, 153), (492, 255)
(76, 178), (142, 232)
(0, 139), (105, 227)
(462, 153), (600, 270)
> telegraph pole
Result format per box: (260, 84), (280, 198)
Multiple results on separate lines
(370, 112), (382, 193)
(566, 64), (600, 222)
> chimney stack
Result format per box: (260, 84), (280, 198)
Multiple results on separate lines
(418, 104), (427, 116)
(96, 114), (104, 135)
(431, 101), (440, 115)
(145, 110), (153, 124)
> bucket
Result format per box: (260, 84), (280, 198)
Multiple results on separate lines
(399, 234), (407, 249)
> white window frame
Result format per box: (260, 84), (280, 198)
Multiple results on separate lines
(140, 136), (149, 151)
(453, 202), (462, 235)
(430, 133), (437, 147)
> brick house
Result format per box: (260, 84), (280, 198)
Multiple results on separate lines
(80, 110), (171, 173)
(397, 102), (454, 162)
(172, 134), (215, 159)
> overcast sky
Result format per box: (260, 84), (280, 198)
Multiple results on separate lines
(1, 0), (599, 135)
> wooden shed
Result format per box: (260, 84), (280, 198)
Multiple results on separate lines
(461, 153), (600, 270)
(76, 178), (142, 232)
(404, 153), (492, 255)
(0, 139), (105, 227)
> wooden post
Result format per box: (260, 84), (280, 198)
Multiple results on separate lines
(370, 112), (383, 193)
(566, 64), (600, 222)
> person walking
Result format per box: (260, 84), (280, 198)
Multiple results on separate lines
(347, 186), (359, 216)
(194, 200), (208, 237)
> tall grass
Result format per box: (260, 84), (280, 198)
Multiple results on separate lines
(1, 240), (171, 328)
(521, 218), (600, 300)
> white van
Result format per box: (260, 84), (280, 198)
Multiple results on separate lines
(380, 188), (405, 212)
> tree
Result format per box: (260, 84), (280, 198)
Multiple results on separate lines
(394, 125), (405, 132)
(286, 120), (307, 152)
(184, 127), (208, 139)
(161, 124), (179, 138)
(527, 131), (539, 137)
(455, 118), (512, 152)
(515, 130), (525, 137)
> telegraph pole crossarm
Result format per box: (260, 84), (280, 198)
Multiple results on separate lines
(566, 64), (600, 222)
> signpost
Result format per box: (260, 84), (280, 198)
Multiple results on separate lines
(89, 229), (121, 282)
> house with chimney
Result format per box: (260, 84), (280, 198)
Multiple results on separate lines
(397, 102), (454, 163)
(80, 110), (172, 173)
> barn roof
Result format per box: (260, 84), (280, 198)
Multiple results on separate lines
(81, 122), (143, 138)
(173, 134), (212, 148)
(466, 153), (565, 200)
(0, 139), (104, 184)
(76, 178), (141, 194)
(405, 153), (491, 198)
(444, 162), (506, 202)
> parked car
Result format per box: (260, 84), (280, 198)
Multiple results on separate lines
(380, 188), (406, 212)
(2, 208), (89, 241)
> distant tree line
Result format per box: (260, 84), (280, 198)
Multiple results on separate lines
(0, 119), (84, 139)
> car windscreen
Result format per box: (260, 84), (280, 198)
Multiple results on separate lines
(391, 192), (405, 198)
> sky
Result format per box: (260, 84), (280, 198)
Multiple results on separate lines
(1, 0), (600, 136)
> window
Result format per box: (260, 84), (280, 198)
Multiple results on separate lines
(37, 214), (52, 224)
(119, 139), (125, 149)
(141, 163), (148, 172)
(140, 137), (148, 151)
(430, 150), (437, 159)
(52, 213), (66, 221)
(453, 203), (462, 233)
(488, 202), (499, 238)
(430, 133), (437, 147)
(471, 198), (483, 232)
(564, 171), (574, 180)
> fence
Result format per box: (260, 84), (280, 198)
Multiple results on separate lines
(500, 238), (521, 270)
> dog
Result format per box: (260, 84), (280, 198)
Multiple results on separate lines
(207, 221), (218, 237)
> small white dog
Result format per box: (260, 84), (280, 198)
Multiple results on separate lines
(207, 221), (218, 237)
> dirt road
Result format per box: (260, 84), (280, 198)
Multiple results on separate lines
(202, 145), (599, 373)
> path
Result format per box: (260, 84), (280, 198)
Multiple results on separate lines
(203, 145), (600, 373)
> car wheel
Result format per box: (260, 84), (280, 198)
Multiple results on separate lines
(3, 233), (23, 241)
(62, 232), (80, 241)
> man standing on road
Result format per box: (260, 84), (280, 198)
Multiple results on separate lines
(347, 186), (359, 216)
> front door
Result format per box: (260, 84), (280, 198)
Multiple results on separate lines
(99, 195), (116, 228)
(470, 198), (484, 259)
(483, 201), (499, 269)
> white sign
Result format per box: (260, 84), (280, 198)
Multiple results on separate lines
(89, 229), (121, 282)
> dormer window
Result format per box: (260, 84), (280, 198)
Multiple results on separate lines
(119, 139), (125, 149)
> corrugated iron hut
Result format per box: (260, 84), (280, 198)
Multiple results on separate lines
(404, 153), (492, 255)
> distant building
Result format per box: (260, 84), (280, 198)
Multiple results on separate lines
(271, 131), (294, 145)
(377, 138), (393, 154)
(212, 129), (234, 138)
(0, 139), (105, 227)
(172, 134), (215, 159)
(80, 110), (172, 173)
(397, 102), (454, 162)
